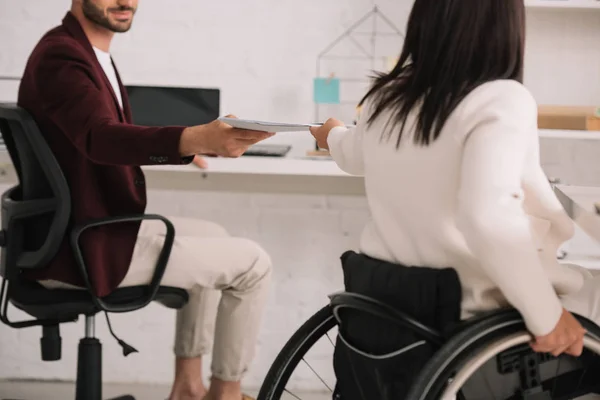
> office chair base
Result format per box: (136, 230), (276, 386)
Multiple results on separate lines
(73, 335), (136, 400)
(76, 337), (102, 400)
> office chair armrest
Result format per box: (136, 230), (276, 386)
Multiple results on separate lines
(70, 214), (175, 313)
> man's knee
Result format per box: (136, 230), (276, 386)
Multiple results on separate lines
(235, 239), (272, 289)
(201, 221), (229, 237)
(249, 240), (272, 279)
(169, 216), (230, 237)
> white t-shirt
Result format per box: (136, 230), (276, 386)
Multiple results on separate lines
(93, 46), (123, 109)
(327, 79), (590, 337)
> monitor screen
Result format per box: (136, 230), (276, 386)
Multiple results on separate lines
(125, 85), (220, 127)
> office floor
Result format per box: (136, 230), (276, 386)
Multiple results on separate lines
(0, 380), (330, 400)
(2, 380), (600, 400)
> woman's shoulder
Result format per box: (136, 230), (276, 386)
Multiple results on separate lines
(461, 79), (537, 115)
(475, 78), (534, 98)
(453, 79), (538, 129)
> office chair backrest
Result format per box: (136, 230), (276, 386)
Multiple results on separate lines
(0, 104), (71, 280)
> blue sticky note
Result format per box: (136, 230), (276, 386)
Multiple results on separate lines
(314, 77), (340, 104)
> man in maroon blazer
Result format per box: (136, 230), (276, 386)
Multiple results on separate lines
(18, 1), (273, 399)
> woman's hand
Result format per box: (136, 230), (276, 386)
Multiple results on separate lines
(531, 308), (586, 357)
(309, 118), (345, 150)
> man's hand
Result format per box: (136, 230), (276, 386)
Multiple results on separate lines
(180, 115), (275, 157)
(192, 155), (208, 169)
(531, 308), (586, 357)
(309, 118), (345, 150)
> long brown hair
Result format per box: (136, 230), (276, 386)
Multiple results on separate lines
(361, 0), (526, 147)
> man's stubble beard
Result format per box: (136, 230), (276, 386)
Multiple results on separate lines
(82, 0), (135, 33)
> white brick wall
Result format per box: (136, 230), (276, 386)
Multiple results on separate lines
(1, 1), (600, 148)
(1, 0), (600, 392)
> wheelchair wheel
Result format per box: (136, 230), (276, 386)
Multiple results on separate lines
(259, 304), (600, 400)
(407, 311), (600, 400)
(257, 305), (337, 400)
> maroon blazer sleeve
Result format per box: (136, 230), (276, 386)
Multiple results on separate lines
(33, 39), (193, 166)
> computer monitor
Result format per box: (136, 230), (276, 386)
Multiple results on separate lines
(125, 85), (220, 126)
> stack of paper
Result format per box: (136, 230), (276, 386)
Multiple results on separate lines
(219, 117), (354, 133)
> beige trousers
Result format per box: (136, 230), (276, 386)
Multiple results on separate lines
(42, 216), (272, 382)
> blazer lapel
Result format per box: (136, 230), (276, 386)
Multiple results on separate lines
(96, 58), (126, 122)
(62, 12), (126, 122)
(113, 60), (133, 124)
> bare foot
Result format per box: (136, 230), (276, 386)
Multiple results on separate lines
(168, 387), (207, 400)
(169, 357), (207, 400)
(202, 378), (246, 400)
(202, 394), (252, 400)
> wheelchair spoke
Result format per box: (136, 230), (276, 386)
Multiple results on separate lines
(282, 389), (302, 400)
(325, 332), (335, 347)
(301, 357), (333, 392)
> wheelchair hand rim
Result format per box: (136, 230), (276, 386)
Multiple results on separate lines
(440, 332), (600, 399)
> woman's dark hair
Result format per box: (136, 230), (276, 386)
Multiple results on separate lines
(360, 0), (526, 147)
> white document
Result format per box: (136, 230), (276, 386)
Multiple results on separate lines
(219, 117), (354, 133)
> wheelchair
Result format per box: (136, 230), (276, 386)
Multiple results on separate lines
(257, 285), (600, 399)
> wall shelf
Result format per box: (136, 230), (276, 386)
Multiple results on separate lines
(539, 129), (600, 140)
(525, 0), (600, 9)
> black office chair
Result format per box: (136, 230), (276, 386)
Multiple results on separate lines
(0, 104), (189, 400)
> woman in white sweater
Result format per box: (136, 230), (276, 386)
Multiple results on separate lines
(311, 0), (600, 357)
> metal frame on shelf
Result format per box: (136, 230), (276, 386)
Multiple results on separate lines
(314, 5), (404, 128)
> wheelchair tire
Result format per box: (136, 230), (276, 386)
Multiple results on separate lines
(406, 310), (600, 400)
(257, 305), (337, 400)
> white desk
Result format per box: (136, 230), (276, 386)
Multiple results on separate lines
(0, 151), (365, 195)
(144, 156), (350, 177)
(0, 128), (598, 195)
(142, 156), (364, 195)
(555, 185), (600, 242)
(554, 185), (600, 269)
